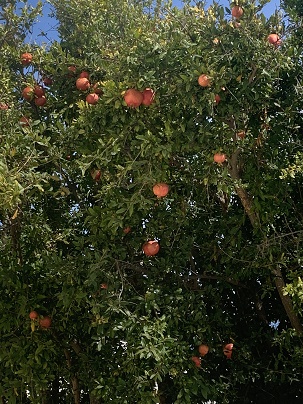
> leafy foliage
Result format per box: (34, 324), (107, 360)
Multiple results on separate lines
(1, 0), (303, 403)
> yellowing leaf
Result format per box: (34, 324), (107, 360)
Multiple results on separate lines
(11, 208), (18, 220)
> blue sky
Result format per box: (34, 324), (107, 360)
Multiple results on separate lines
(176, 0), (280, 14)
(23, 0), (281, 44)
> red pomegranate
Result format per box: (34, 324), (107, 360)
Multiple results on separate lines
(22, 86), (34, 101)
(152, 183), (169, 198)
(68, 65), (76, 74)
(124, 89), (143, 108)
(34, 85), (45, 97)
(29, 311), (39, 320)
(191, 356), (201, 368)
(214, 94), (221, 104)
(20, 116), (30, 126)
(231, 6), (243, 19)
(198, 74), (211, 87)
(91, 169), (101, 181)
(21, 52), (33, 66)
(223, 343), (233, 359)
(142, 240), (160, 256)
(86, 93), (99, 105)
(198, 344), (209, 357)
(34, 96), (47, 107)
(43, 77), (53, 86)
(76, 78), (90, 91)
(39, 316), (52, 328)
(142, 88), (155, 106)
(79, 71), (89, 79)
(213, 153), (226, 164)
(267, 33), (281, 46)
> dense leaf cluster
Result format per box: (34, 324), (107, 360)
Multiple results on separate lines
(1, 0), (303, 403)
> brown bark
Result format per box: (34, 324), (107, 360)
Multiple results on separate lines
(229, 148), (260, 227)
(229, 148), (303, 334)
(64, 348), (81, 404)
(89, 395), (102, 404)
(71, 377), (80, 404)
(273, 267), (303, 333)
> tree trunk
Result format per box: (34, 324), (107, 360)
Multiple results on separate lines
(273, 266), (303, 333)
(229, 149), (303, 335)
(89, 395), (101, 404)
(64, 348), (81, 404)
(71, 376), (80, 404)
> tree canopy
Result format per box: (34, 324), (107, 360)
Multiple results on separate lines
(1, 0), (303, 403)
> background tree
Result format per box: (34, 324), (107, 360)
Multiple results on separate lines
(1, 0), (303, 403)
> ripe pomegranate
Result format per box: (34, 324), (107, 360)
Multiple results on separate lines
(39, 316), (52, 328)
(34, 85), (45, 97)
(22, 86), (34, 101)
(231, 6), (243, 18)
(20, 116), (30, 126)
(223, 343), (233, 359)
(43, 77), (53, 86)
(86, 93), (99, 105)
(198, 74), (211, 87)
(68, 65), (76, 73)
(124, 88), (143, 108)
(191, 356), (201, 368)
(0, 103), (8, 110)
(213, 153), (226, 164)
(79, 71), (89, 79)
(142, 88), (155, 106)
(267, 33), (281, 46)
(100, 283), (108, 289)
(91, 169), (101, 181)
(237, 130), (245, 139)
(123, 226), (131, 234)
(224, 343), (233, 351)
(152, 182), (169, 198)
(35, 96), (47, 107)
(142, 240), (160, 256)
(76, 78), (90, 91)
(95, 171), (101, 181)
(214, 94), (221, 104)
(29, 311), (39, 320)
(198, 344), (209, 357)
(21, 52), (32, 66)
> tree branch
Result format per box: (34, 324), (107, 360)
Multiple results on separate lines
(272, 267), (303, 333)
(229, 148), (260, 227)
(64, 349), (81, 404)
(228, 148), (302, 334)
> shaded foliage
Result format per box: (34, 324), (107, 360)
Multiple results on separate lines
(1, 0), (303, 403)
